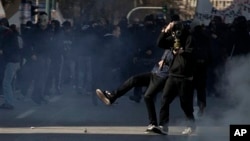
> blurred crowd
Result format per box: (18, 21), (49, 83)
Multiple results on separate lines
(0, 12), (250, 109)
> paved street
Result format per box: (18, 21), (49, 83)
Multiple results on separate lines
(0, 85), (230, 141)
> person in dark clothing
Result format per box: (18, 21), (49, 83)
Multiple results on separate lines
(129, 15), (162, 103)
(44, 20), (63, 96)
(126, 18), (148, 103)
(0, 18), (8, 96)
(28, 12), (52, 104)
(206, 16), (228, 97)
(0, 19), (22, 109)
(99, 25), (123, 90)
(190, 22), (211, 117)
(226, 16), (250, 57)
(95, 49), (173, 134)
(18, 21), (36, 98)
(156, 18), (196, 135)
(61, 20), (76, 87)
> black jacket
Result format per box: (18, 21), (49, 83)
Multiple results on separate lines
(157, 29), (196, 78)
(31, 26), (53, 57)
(1, 28), (22, 63)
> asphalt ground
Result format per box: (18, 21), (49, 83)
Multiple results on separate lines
(0, 85), (231, 141)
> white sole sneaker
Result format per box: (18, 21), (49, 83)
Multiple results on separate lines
(96, 89), (111, 105)
(182, 127), (193, 135)
(145, 126), (167, 135)
(145, 125), (156, 132)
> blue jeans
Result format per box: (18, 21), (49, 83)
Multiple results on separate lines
(3, 62), (20, 106)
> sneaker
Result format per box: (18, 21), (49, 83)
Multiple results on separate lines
(96, 89), (114, 105)
(182, 127), (194, 135)
(157, 125), (168, 135)
(145, 124), (166, 135)
(0, 103), (14, 110)
(145, 124), (156, 132)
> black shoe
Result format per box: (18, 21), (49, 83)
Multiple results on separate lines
(0, 103), (14, 110)
(96, 89), (115, 105)
(129, 95), (141, 103)
(157, 125), (168, 135)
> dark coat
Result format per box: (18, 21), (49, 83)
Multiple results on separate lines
(157, 27), (196, 78)
(1, 27), (22, 63)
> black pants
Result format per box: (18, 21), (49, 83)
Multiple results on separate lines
(159, 76), (195, 127)
(130, 61), (155, 100)
(112, 72), (166, 125)
(19, 56), (50, 102)
(32, 56), (50, 102)
(193, 62), (207, 108)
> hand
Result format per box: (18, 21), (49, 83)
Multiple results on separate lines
(0, 50), (3, 55)
(173, 48), (184, 55)
(173, 49), (178, 55)
(158, 60), (164, 68)
(162, 22), (176, 33)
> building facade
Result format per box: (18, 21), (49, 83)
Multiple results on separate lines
(210, 0), (234, 10)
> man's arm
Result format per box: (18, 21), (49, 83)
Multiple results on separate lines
(157, 22), (176, 49)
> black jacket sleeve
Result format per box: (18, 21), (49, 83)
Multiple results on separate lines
(156, 32), (175, 49)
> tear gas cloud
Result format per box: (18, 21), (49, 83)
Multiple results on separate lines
(217, 54), (250, 124)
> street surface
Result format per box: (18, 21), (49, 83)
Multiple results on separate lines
(0, 85), (230, 141)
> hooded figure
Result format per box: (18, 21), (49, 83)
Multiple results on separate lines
(227, 16), (250, 57)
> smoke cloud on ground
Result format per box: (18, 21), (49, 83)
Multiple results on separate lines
(217, 54), (250, 124)
(191, 54), (250, 141)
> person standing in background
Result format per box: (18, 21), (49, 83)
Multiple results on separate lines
(0, 18), (22, 109)
(29, 12), (53, 105)
(190, 21), (211, 117)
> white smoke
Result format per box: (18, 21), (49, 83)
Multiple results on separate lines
(217, 54), (250, 124)
(193, 54), (250, 141)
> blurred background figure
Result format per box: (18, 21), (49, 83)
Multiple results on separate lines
(0, 18), (22, 109)
(27, 12), (52, 105)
